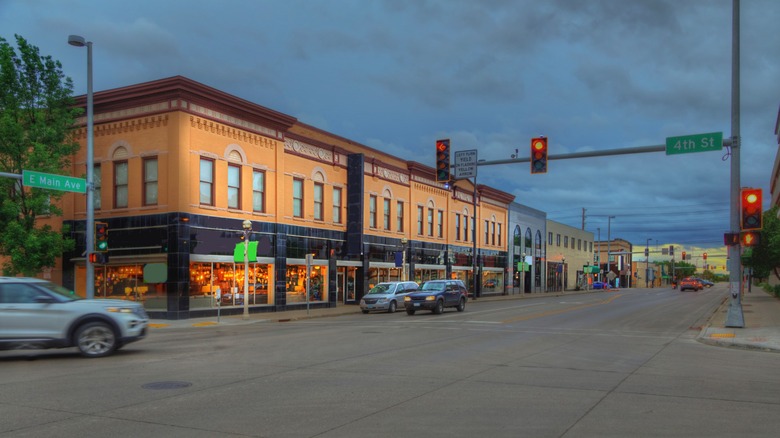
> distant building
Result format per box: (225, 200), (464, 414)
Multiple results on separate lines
(595, 238), (633, 287)
(508, 203), (546, 293)
(546, 221), (595, 291)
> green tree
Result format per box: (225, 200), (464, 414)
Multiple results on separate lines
(0, 35), (80, 276)
(742, 206), (780, 282)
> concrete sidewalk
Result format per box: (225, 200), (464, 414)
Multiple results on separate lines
(697, 288), (780, 353)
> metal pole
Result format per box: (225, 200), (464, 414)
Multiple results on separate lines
(606, 216), (614, 286)
(472, 173), (478, 299)
(243, 234), (249, 320)
(69, 35), (95, 299)
(726, 0), (744, 327)
(646, 238), (651, 288)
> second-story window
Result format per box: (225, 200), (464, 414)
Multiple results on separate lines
(484, 220), (490, 244)
(437, 210), (443, 238)
(417, 206), (424, 235)
(199, 158), (214, 206)
(463, 214), (469, 242)
(498, 223), (502, 247)
(427, 208), (434, 236)
(455, 214), (461, 240)
(369, 195), (377, 228)
(143, 157), (158, 206)
(114, 161), (128, 209)
(492, 222), (496, 246)
(227, 164), (241, 209)
(313, 183), (324, 221)
(293, 178), (303, 217)
(253, 170), (265, 212)
(333, 187), (342, 223)
(396, 201), (404, 232)
(383, 198), (391, 230)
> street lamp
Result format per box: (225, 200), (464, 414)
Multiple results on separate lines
(242, 219), (252, 320)
(606, 216), (615, 287)
(561, 257), (566, 291)
(646, 237), (652, 288)
(68, 34), (95, 299)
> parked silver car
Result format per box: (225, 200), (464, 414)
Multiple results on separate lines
(360, 281), (419, 313)
(0, 277), (148, 358)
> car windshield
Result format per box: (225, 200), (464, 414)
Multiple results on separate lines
(421, 282), (445, 291)
(37, 281), (81, 301)
(367, 284), (394, 295)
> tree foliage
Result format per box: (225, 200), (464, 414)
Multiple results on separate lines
(0, 35), (80, 276)
(742, 206), (780, 281)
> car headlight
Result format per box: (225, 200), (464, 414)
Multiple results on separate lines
(404, 296), (411, 302)
(377, 298), (387, 303)
(359, 299), (365, 305)
(425, 295), (436, 301)
(106, 306), (135, 314)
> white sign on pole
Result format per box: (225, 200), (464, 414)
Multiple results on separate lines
(454, 150), (478, 179)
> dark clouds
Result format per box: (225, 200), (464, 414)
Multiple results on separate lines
(2, 0), (778, 255)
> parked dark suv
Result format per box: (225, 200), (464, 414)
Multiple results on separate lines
(403, 279), (467, 315)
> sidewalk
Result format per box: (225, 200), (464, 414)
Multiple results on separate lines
(149, 288), (780, 354)
(697, 288), (780, 353)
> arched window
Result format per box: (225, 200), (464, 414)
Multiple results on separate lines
(525, 228), (532, 250)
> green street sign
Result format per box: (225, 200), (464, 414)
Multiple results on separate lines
(665, 132), (723, 155)
(22, 170), (86, 193)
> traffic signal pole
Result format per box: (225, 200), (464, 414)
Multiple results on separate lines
(725, 0), (744, 328)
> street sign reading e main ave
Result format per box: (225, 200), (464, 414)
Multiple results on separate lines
(22, 170), (86, 193)
(665, 132), (723, 155)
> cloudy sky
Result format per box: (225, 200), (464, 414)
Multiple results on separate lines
(3, 0), (778, 270)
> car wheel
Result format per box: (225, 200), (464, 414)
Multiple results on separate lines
(456, 297), (466, 312)
(361, 309), (369, 314)
(388, 301), (397, 313)
(406, 308), (416, 315)
(75, 322), (117, 358)
(433, 299), (444, 314)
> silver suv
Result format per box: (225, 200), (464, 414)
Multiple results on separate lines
(0, 277), (149, 358)
(360, 281), (419, 313)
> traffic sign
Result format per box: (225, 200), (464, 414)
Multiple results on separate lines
(454, 150), (478, 179)
(665, 132), (723, 155)
(22, 170), (86, 193)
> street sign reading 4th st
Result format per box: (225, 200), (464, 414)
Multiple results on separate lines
(22, 170), (86, 193)
(665, 132), (723, 155)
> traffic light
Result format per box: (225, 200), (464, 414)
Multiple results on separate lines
(88, 253), (109, 264)
(724, 232), (739, 246)
(530, 137), (548, 174)
(435, 139), (451, 182)
(703, 252), (707, 261)
(95, 222), (108, 252)
(682, 251), (686, 261)
(669, 245), (674, 257)
(742, 231), (760, 247)
(740, 188), (762, 231)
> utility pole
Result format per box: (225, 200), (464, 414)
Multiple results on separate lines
(726, 0), (744, 328)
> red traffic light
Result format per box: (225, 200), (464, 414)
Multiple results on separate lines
(530, 137), (548, 174)
(681, 251), (686, 261)
(435, 139), (451, 182)
(740, 188), (762, 231)
(703, 252), (707, 261)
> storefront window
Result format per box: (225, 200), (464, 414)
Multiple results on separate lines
(286, 264), (327, 303)
(189, 261), (274, 309)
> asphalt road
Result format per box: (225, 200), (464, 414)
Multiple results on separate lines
(3, 285), (780, 437)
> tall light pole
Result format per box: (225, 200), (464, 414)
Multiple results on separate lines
(606, 216), (615, 286)
(597, 227), (601, 282)
(68, 35), (95, 299)
(401, 237), (408, 281)
(726, 0), (744, 328)
(242, 219), (252, 320)
(646, 238), (652, 288)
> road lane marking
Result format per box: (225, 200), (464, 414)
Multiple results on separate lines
(501, 294), (623, 324)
